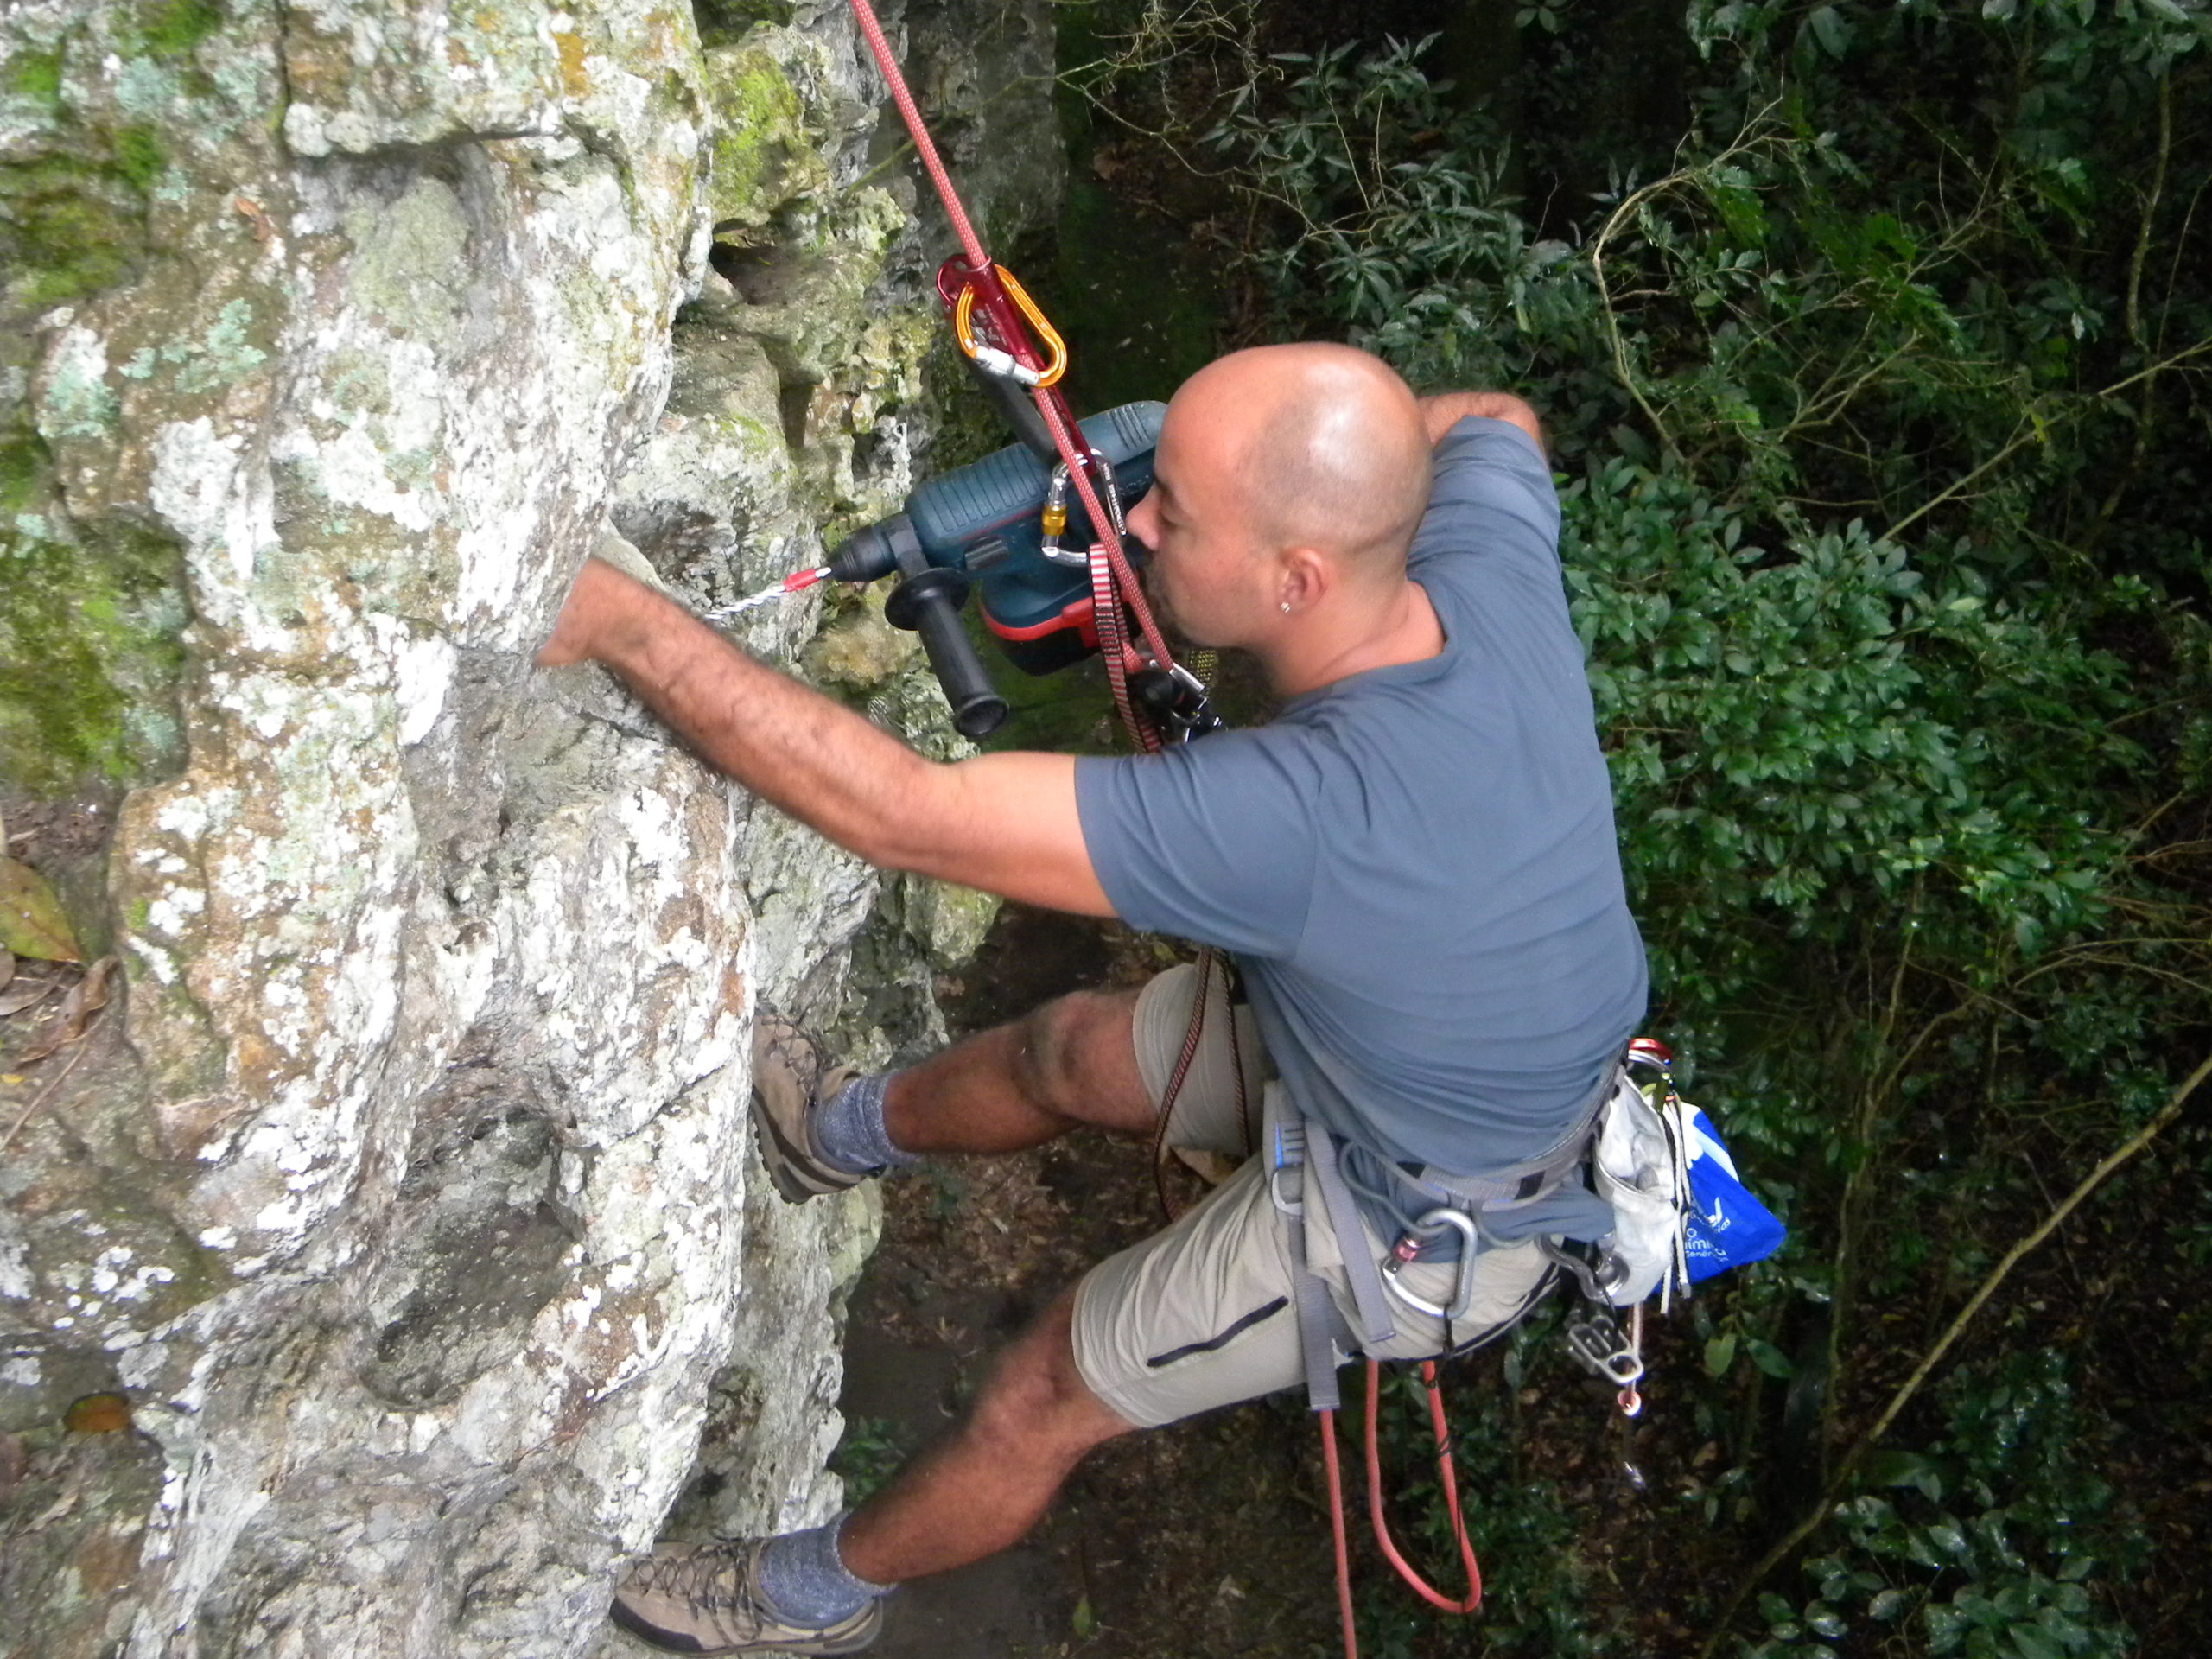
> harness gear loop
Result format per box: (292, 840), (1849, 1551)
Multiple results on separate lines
(953, 269), (1067, 388)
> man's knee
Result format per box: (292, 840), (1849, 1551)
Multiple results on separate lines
(969, 1294), (1134, 1464)
(1013, 989), (1145, 1126)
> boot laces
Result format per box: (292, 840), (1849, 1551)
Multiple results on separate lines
(635, 1540), (757, 1619)
(759, 1020), (826, 1089)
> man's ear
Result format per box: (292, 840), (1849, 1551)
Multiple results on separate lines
(1279, 543), (1332, 613)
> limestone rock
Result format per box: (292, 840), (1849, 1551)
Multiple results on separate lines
(0, 0), (1052, 1652)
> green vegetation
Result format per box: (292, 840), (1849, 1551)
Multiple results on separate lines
(4, 48), (63, 102)
(0, 152), (147, 308)
(133, 0), (222, 60)
(111, 124), (164, 190)
(829, 1413), (913, 1505)
(700, 38), (824, 228)
(1074, 0), (2212, 1649)
(0, 432), (188, 795)
(692, 0), (799, 51)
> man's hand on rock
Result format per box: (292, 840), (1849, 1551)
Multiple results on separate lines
(537, 556), (657, 669)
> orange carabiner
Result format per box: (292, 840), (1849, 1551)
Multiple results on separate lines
(952, 266), (1068, 388)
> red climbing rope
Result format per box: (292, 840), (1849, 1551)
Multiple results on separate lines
(1320, 1361), (1485, 1659)
(842, 0), (1174, 753)
(842, 0), (988, 271)
(1319, 1408), (1363, 1659)
(1364, 1359), (1484, 1614)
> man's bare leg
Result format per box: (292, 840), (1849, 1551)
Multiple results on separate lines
(838, 1289), (1133, 1584)
(878, 987), (1157, 1156)
(610, 997), (1160, 1649)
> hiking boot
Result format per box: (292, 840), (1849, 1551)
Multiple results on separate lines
(610, 1538), (884, 1656)
(749, 1013), (863, 1203)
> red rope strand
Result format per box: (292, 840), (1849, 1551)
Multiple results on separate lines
(842, 0), (988, 271)
(1363, 1359), (1483, 1614)
(1319, 1408), (1362, 1659)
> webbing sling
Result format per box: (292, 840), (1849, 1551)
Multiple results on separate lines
(1265, 1084), (1395, 1411)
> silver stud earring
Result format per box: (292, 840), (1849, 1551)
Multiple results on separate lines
(1280, 601), (1292, 613)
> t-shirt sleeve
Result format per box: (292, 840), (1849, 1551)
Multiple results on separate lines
(1073, 732), (1319, 958)
(1410, 416), (1561, 585)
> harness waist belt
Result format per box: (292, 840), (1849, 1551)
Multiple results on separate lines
(1267, 1058), (1626, 1411)
(1391, 1060), (1619, 1212)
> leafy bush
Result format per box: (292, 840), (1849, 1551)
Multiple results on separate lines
(1151, 0), (2212, 1646)
(1743, 1352), (2137, 1659)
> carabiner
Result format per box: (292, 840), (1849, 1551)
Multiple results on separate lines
(1040, 454), (1126, 569)
(1381, 1207), (1482, 1323)
(952, 266), (1067, 388)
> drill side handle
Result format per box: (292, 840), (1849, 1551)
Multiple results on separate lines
(864, 517), (1008, 740)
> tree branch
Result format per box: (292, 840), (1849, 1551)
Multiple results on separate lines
(1697, 1045), (2212, 1658)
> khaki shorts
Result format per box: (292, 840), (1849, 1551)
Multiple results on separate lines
(1070, 963), (1558, 1429)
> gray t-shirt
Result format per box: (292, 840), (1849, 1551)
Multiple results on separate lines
(1075, 416), (1649, 1209)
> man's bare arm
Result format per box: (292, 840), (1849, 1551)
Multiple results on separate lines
(537, 558), (1114, 917)
(1416, 391), (1545, 452)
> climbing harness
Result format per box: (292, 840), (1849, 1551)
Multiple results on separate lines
(1267, 1069), (1611, 1653)
(1271, 1039), (1786, 1656)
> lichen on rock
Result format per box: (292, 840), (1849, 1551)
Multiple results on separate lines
(0, 0), (1058, 1652)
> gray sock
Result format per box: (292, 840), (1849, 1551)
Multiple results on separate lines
(810, 1071), (918, 1176)
(755, 1516), (889, 1627)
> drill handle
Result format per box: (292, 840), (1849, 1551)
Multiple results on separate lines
(887, 567), (1008, 740)
(865, 516), (1007, 740)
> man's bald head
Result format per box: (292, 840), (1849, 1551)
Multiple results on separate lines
(1170, 343), (1431, 578)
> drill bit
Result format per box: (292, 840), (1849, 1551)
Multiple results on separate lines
(700, 565), (833, 623)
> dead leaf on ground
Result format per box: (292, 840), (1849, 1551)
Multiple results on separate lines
(0, 977), (59, 1017)
(0, 856), (81, 963)
(16, 957), (117, 1065)
(0, 945), (14, 992)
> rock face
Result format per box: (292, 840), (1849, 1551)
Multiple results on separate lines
(0, 1), (1054, 1653)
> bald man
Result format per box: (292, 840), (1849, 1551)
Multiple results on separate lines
(545, 345), (1648, 1656)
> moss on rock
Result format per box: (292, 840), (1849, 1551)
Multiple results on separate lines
(133, 0), (224, 60)
(694, 0), (797, 49)
(0, 153), (149, 311)
(4, 47), (63, 102)
(700, 35), (826, 230)
(0, 434), (188, 795)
